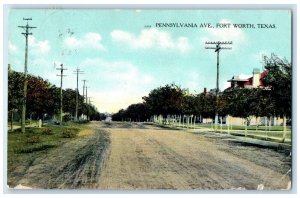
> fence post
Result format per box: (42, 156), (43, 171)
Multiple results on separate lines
(244, 118), (248, 137)
(282, 115), (287, 143)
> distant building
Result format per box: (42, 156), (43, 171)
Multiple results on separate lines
(227, 68), (269, 90)
(224, 68), (283, 126)
(105, 116), (112, 122)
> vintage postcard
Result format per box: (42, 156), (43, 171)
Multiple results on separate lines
(6, 8), (292, 190)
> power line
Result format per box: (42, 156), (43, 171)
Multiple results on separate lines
(56, 64), (67, 125)
(73, 68), (84, 121)
(18, 18), (37, 133)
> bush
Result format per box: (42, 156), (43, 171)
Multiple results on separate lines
(62, 129), (77, 138)
(63, 114), (72, 122)
(76, 120), (89, 124)
(41, 128), (53, 135)
(26, 135), (41, 144)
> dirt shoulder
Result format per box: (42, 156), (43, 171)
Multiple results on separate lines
(9, 122), (110, 189)
(98, 122), (291, 190)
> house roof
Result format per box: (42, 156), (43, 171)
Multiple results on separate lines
(260, 70), (269, 80)
(227, 76), (249, 82)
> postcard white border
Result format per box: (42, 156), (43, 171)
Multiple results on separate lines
(1, 1), (298, 197)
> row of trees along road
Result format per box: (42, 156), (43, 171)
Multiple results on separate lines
(112, 54), (291, 133)
(8, 66), (104, 127)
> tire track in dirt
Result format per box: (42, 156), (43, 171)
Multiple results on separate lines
(17, 122), (110, 189)
(97, 123), (291, 190)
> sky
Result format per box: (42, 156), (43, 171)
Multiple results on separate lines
(7, 9), (291, 113)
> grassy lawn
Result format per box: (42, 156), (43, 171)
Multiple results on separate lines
(7, 122), (86, 184)
(246, 131), (291, 139)
(202, 124), (291, 131)
(160, 122), (291, 144)
(165, 123), (291, 131)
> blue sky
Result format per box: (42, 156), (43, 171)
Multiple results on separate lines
(8, 9), (291, 113)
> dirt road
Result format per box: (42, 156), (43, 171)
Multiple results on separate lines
(97, 122), (291, 190)
(10, 121), (291, 190)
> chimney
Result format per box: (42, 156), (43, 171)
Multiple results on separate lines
(252, 68), (260, 88)
(204, 87), (207, 95)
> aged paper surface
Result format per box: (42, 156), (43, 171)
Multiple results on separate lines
(7, 8), (291, 190)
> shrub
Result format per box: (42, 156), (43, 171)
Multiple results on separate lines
(41, 128), (53, 135)
(62, 129), (77, 138)
(26, 135), (41, 144)
(63, 114), (72, 122)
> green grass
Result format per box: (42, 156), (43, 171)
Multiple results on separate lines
(160, 122), (292, 144)
(7, 123), (84, 183)
(165, 122), (291, 131)
(245, 131), (291, 139)
(197, 123), (291, 131)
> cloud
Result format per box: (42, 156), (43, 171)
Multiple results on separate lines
(63, 32), (105, 51)
(111, 28), (191, 53)
(201, 19), (247, 51)
(81, 58), (154, 86)
(28, 36), (51, 55)
(9, 41), (18, 53)
(253, 50), (270, 62)
(80, 58), (155, 113)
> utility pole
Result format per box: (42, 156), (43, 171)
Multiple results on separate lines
(18, 18), (36, 133)
(82, 80), (86, 120)
(85, 86), (90, 105)
(88, 97), (93, 121)
(85, 86), (90, 120)
(205, 41), (232, 129)
(56, 64), (67, 125)
(73, 68), (84, 121)
(88, 97), (93, 104)
(82, 80), (86, 99)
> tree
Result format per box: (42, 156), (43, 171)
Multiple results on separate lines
(111, 103), (150, 122)
(27, 76), (60, 120)
(194, 92), (216, 119)
(8, 69), (24, 129)
(112, 109), (126, 121)
(222, 88), (252, 135)
(142, 83), (187, 117)
(183, 94), (197, 115)
(262, 54), (291, 118)
(63, 89), (77, 117)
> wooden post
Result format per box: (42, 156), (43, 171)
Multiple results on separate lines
(227, 115), (230, 134)
(220, 116), (223, 133)
(282, 115), (287, 143)
(269, 116), (271, 132)
(256, 117), (258, 131)
(265, 117), (268, 140)
(245, 118), (247, 137)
